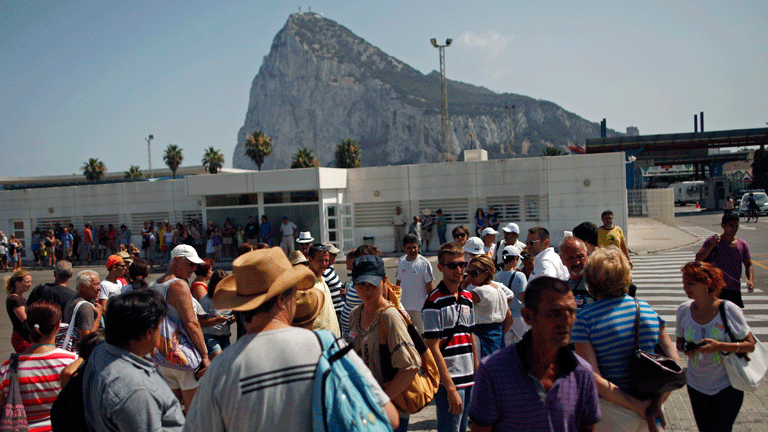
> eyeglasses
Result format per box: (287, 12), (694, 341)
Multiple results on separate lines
(525, 239), (541, 246)
(466, 269), (487, 278)
(441, 261), (468, 270)
(184, 258), (198, 267)
(453, 233), (467, 239)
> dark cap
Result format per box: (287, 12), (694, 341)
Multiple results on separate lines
(352, 255), (386, 287)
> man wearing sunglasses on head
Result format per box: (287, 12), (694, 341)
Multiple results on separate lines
(306, 243), (341, 336)
(422, 242), (478, 432)
(525, 227), (569, 283)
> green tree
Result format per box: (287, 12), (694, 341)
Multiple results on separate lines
(291, 147), (320, 169)
(542, 145), (566, 156)
(124, 165), (144, 179)
(163, 144), (184, 179)
(202, 147), (225, 174)
(752, 144), (768, 192)
(82, 158), (107, 181)
(244, 130), (273, 171)
(335, 139), (362, 168)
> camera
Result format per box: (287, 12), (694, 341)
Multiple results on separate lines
(683, 341), (707, 352)
(520, 252), (532, 260)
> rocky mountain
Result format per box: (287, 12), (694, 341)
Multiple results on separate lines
(233, 13), (622, 170)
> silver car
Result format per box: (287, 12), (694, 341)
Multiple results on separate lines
(739, 191), (768, 216)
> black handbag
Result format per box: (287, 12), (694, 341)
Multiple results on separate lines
(628, 298), (686, 398)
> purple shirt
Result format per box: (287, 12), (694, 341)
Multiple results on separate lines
(702, 236), (750, 291)
(469, 333), (600, 431)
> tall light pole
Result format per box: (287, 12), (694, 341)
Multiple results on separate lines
(504, 105), (515, 154)
(146, 134), (154, 178)
(431, 38), (452, 162)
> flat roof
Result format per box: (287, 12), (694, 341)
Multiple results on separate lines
(586, 127), (768, 152)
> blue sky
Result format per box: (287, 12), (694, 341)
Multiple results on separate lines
(2, 0), (766, 178)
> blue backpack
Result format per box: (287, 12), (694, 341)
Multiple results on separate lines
(312, 330), (392, 432)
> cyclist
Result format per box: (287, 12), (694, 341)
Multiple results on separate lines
(746, 193), (760, 222)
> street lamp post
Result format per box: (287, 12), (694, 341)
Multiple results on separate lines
(431, 38), (452, 162)
(146, 135), (154, 178)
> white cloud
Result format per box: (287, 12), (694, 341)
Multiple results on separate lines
(456, 30), (511, 59)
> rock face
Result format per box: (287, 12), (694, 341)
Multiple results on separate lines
(234, 13), (621, 170)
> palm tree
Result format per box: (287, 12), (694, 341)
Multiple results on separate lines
(542, 145), (566, 156)
(82, 158), (107, 181)
(243, 130), (273, 171)
(202, 147), (225, 174)
(335, 139), (362, 168)
(291, 147), (320, 169)
(124, 165), (144, 179)
(163, 144), (184, 179)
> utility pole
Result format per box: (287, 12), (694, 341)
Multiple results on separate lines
(431, 38), (452, 162)
(146, 135), (154, 178)
(504, 105), (515, 154)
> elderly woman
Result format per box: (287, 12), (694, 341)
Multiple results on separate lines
(348, 255), (420, 432)
(467, 255), (512, 358)
(0, 300), (78, 431)
(677, 262), (755, 432)
(572, 247), (678, 432)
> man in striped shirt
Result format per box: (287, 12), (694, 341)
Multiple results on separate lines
(422, 242), (478, 432)
(321, 242), (344, 320)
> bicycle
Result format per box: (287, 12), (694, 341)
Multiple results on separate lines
(745, 207), (759, 223)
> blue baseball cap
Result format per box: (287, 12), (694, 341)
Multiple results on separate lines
(352, 255), (386, 287)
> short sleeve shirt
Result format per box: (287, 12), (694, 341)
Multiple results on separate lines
(99, 279), (124, 301)
(397, 255), (434, 311)
(597, 226), (626, 249)
(279, 222), (297, 236)
(701, 236), (751, 291)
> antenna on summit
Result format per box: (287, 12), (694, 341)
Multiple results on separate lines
(298, 6), (301, 12)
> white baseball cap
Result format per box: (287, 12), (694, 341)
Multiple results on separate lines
(463, 237), (485, 255)
(171, 244), (205, 264)
(502, 245), (522, 259)
(481, 227), (499, 237)
(296, 231), (314, 243)
(501, 223), (520, 234)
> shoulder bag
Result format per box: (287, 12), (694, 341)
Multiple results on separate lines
(379, 307), (439, 414)
(0, 354), (28, 432)
(55, 300), (88, 354)
(628, 298), (686, 398)
(719, 300), (768, 392)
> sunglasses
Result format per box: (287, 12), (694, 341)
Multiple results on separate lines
(309, 243), (330, 253)
(441, 261), (468, 270)
(453, 233), (467, 239)
(525, 239), (541, 246)
(466, 269), (487, 278)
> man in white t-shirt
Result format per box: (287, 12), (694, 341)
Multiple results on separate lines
(98, 254), (125, 309)
(279, 216), (298, 255)
(493, 223), (527, 270)
(184, 247), (398, 432)
(396, 233), (434, 334)
(526, 226), (569, 282)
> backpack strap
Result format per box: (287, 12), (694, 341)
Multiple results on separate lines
(633, 298), (641, 352)
(62, 300), (89, 350)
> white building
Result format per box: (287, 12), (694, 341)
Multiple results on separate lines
(0, 152), (627, 258)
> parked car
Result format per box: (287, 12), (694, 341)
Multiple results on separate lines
(739, 191), (768, 216)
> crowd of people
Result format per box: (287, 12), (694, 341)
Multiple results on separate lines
(0, 207), (760, 432)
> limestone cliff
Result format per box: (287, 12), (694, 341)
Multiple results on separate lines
(233, 13), (621, 170)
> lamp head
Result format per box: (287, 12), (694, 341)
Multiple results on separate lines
(430, 38), (438, 48)
(446, 38), (453, 46)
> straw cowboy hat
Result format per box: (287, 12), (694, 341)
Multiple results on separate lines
(213, 247), (315, 312)
(292, 288), (324, 327)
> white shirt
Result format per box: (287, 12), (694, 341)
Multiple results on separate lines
(98, 279), (124, 301)
(472, 283), (509, 325)
(392, 213), (408, 227)
(529, 247), (569, 282)
(397, 254), (434, 311)
(279, 221), (297, 236)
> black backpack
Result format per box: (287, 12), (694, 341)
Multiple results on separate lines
(50, 363), (88, 431)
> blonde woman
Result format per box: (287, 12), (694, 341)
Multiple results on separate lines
(467, 255), (512, 358)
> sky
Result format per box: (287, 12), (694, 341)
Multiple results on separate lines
(2, 0), (766, 178)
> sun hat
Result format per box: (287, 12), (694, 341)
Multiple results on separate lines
(502, 245), (522, 259)
(288, 250), (308, 266)
(213, 247), (315, 312)
(296, 231), (314, 244)
(116, 251), (133, 264)
(501, 223), (520, 234)
(352, 255), (386, 287)
(481, 227), (499, 237)
(463, 237), (485, 255)
(292, 288), (324, 327)
(321, 242), (340, 255)
(106, 255), (123, 270)
(171, 244), (205, 265)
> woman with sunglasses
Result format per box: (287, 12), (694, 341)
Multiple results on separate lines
(452, 226), (470, 248)
(466, 255), (512, 358)
(677, 261), (755, 432)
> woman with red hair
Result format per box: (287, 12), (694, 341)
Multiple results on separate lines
(677, 261), (755, 432)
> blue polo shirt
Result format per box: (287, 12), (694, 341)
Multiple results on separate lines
(469, 332), (600, 431)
